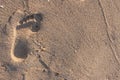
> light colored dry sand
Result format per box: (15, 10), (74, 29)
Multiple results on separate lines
(0, 0), (120, 80)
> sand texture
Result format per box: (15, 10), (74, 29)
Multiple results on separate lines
(0, 0), (120, 80)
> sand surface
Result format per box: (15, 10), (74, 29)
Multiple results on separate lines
(0, 0), (120, 80)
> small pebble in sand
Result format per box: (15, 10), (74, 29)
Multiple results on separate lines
(80, 0), (85, 2)
(0, 5), (4, 8)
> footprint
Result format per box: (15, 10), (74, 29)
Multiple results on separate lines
(14, 39), (29, 59)
(18, 13), (43, 32)
(9, 10), (43, 62)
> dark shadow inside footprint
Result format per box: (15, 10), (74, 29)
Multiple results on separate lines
(34, 13), (43, 22)
(17, 13), (43, 32)
(16, 21), (40, 32)
(14, 39), (29, 59)
(16, 21), (35, 29)
(31, 22), (40, 32)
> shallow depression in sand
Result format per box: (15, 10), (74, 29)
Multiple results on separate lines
(9, 10), (42, 62)
(14, 39), (29, 59)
